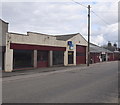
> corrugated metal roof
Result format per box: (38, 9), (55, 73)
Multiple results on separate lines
(90, 43), (113, 53)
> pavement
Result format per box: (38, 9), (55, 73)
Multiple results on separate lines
(2, 61), (118, 103)
(2, 64), (87, 78)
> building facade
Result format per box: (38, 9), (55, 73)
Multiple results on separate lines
(90, 43), (114, 63)
(4, 31), (88, 72)
(0, 19), (8, 70)
(113, 51), (120, 61)
(2, 19), (118, 72)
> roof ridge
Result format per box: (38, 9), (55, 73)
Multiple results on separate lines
(27, 31), (55, 36)
(55, 33), (79, 37)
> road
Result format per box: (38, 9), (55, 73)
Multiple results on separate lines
(2, 61), (118, 103)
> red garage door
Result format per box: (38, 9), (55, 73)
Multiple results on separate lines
(76, 45), (86, 64)
(37, 51), (49, 68)
(108, 53), (114, 61)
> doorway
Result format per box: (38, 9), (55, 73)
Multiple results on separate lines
(101, 54), (106, 62)
(68, 51), (74, 64)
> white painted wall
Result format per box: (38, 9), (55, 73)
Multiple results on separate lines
(5, 32), (88, 72)
(64, 34), (88, 66)
(5, 33), (13, 72)
(33, 50), (37, 68)
(9, 32), (66, 47)
(0, 19), (8, 46)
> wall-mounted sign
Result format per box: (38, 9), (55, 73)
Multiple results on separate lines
(68, 41), (72, 45)
(68, 52), (73, 55)
(68, 41), (74, 50)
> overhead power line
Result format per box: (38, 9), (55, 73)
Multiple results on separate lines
(71, 0), (88, 8)
(71, 0), (110, 26)
(91, 11), (117, 13)
(70, 0), (119, 50)
(91, 10), (110, 25)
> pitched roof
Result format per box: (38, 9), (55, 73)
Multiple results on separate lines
(90, 43), (113, 53)
(55, 33), (79, 41)
(27, 32), (78, 40)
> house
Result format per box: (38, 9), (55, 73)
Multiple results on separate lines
(90, 43), (114, 63)
(113, 50), (120, 61)
(102, 41), (120, 61)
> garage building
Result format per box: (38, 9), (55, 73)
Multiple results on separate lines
(3, 31), (88, 72)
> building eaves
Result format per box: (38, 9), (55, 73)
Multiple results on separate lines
(114, 50), (120, 53)
(0, 19), (9, 24)
(8, 32), (27, 36)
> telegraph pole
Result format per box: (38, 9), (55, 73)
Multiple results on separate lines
(87, 5), (90, 66)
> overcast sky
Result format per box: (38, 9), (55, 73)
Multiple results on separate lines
(1, 0), (119, 46)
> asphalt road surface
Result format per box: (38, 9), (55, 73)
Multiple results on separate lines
(2, 61), (118, 103)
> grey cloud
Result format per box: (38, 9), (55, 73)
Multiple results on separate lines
(1, 1), (118, 45)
